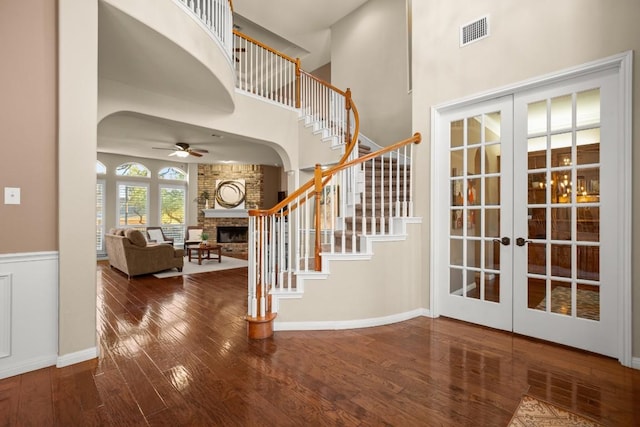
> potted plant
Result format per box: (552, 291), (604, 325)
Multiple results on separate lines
(200, 231), (209, 247)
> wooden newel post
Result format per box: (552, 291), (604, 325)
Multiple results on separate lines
(295, 58), (301, 109)
(246, 212), (276, 340)
(314, 164), (322, 272)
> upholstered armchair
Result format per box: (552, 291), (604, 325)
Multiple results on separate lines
(184, 225), (203, 250)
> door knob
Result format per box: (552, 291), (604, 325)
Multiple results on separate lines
(493, 237), (511, 246)
(516, 237), (532, 246)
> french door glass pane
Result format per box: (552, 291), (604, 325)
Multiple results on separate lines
(451, 151), (464, 176)
(576, 283), (600, 321)
(549, 281), (572, 316)
(527, 101), (547, 134)
(550, 95), (572, 131)
(576, 89), (600, 127)
(576, 129), (600, 165)
(451, 120), (464, 147)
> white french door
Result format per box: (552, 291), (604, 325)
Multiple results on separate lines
(435, 65), (626, 358)
(436, 96), (514, 332)
(511, 71), (619, 356)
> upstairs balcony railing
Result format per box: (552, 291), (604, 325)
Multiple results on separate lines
(233, 31), (298, 108)
(175, 0), (234, 60)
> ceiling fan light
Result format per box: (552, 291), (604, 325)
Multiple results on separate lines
(174, 151), (190, 158)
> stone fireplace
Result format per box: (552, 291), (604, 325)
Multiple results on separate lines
(203, 217), (248, 257)
(197, 163), (282, 258)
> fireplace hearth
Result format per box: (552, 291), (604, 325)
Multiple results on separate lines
(217, 226), (248, 244)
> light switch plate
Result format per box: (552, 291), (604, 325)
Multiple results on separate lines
(4, 187), (20, 205)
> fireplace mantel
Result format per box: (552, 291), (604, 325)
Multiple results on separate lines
(202, 209), (248, 218)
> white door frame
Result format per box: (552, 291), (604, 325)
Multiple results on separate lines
(430, 51), (633, 367)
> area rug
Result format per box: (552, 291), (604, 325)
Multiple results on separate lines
(508, 395), (602, 426)
(535, 286), (600, 320)
(153, 256), (248, 278)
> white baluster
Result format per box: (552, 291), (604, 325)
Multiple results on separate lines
(380, 156), (385, 234)
(409, 143), (414, 216)
(248, 216), (257, 316)
(269, 215), (276, 290)
(371, 158), (376, 234)
(387, 151), (392, 233)
(395, 148), (401, 218)
(259, 216), (266, 317)
(402, 145), (408, 216)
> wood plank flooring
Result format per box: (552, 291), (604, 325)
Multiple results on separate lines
(0, 261), (638, 426)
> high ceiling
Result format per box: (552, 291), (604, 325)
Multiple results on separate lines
(98, 0), (369, 166)
(233, 0), (369, 72)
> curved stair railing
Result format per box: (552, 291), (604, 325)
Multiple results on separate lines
(246, 130), (422, 338)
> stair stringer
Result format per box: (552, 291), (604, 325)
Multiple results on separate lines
(271, 218), (426, 331)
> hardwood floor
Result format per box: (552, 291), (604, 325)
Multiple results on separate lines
(1, 261), (638, 426)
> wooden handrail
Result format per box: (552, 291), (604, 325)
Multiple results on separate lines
(336, 89), (358, 165)
(324, 132), (422, 178)
(228, 0), (233, 12)
(299, 69), (347, 97)
(233, 29), (298, 64)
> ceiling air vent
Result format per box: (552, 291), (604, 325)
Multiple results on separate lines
(460, 15), (489, 47)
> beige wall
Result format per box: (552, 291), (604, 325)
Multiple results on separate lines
(58, 0), (99, 357)
(411, 0), (640, 357)
(331, 0), (412, 146)
(310, 62), (331, 83)
(262, 165), (283, 209)
(0, 0), (57, 254)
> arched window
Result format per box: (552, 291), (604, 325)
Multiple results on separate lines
(158, 166), (187, 181)
(96, 160), (106, 175)
(115, 162), (150, 177)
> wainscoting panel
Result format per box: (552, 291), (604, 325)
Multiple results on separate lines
(0, 274), (11, 358)
(0, 252), (58, 379)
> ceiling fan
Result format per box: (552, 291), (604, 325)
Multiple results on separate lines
(152, 142), (209, 158)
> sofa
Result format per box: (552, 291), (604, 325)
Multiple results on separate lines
(105, 228), (184, 278)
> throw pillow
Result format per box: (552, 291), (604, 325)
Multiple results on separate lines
(147, 229), (165, 243)
(188, 229), (203, 241)
(125, 229), (147, 247)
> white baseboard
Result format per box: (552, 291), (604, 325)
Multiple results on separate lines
(57, 346), (99, 368)
(0, 354), (57, 380)
(632, 357), (640, 370)
(274, 308), (430, 331)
